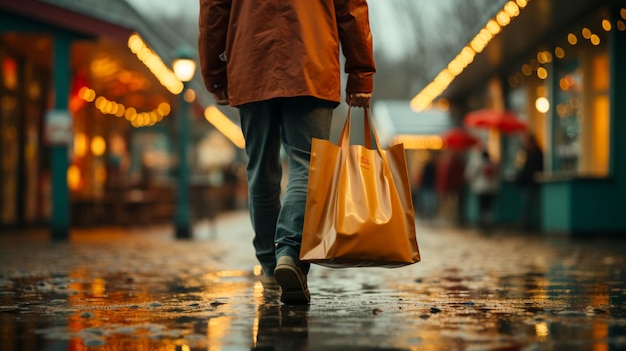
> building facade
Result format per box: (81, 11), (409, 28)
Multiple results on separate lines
(0, 0), (242, 233)
(413, 0), (626, 234)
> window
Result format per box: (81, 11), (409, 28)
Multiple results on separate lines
(506, 8), (612, 178)
(552, 13), (610, 176)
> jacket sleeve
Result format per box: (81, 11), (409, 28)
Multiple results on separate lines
(198, 0), (231, 94)
(335, 0), (376, 94)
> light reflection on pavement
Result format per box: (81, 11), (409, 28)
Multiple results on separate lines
(1, 211), (626, 350)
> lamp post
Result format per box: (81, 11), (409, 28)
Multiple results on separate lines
(172, 46), (197, 239)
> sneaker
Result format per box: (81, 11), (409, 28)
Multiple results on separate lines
(274, 256), (310, 305)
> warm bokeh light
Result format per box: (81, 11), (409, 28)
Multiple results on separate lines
(515, 0), (528, 8)
(537, 51), (552, 64)
(172, 57), (197, 83)
(79, 86), (171, 128)
(67, 164), (82, 191)
(436, 98), (450, 111)
(91, 136), (106, 157)
(74, 133), (88, 158)
(128, 33), (184, 94)
(535, 97), (550, 113)
(496, 11), (511, 26)
(503, 1), (520, 17)
(535, 322), (549, 339)
(537, 67), (548, 79)
(568, 33), (578, 45)
(204, 106), (246, 149)
(555, 46), (565, 59)
(184, 88), (196, 103)
(590, 34), (601, 46)
(391, 135), (444, 150)
(253, 265), (262, 277)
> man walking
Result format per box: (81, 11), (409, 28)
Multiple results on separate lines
(198, 0), (375, 304)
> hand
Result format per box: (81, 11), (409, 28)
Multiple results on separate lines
(212, 89), (229, 105)
(346, 93), (372, 108)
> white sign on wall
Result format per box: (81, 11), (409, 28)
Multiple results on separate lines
(45, 110), (72, 145)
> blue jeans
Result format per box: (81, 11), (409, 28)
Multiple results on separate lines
(238, 97), (335, 275)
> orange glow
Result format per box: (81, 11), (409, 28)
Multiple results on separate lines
(436, 98), (450, 111)
(2, 57), (18, 89)
(555, 47), (565, 59)
(391, 135), (443, 150)
(592, 96), (610, 177)
(486, 20), (501, 35)
(537, 67), (548, 79)
(91, 278), (107, 298)
(504, 2), (520, 17)
(535, 97), (550, 113)
(67, 165), (83, 191)
(537, 51), (552, 64)
(204, 106), (245, 149)
(515, 0), (528, 8)
(127, 33), (183, 94)
(91, 136), (107, 157)
(184, 88), (196, 103)
(590, 34), (601, 46)
(496, 11), (511, 26)
(74, 133), (88, 158)
(568, 33), (578, 45)
(80, 86), (171, 128)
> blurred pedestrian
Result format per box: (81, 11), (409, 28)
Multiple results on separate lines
(414, 152), (438, 221)
(435, 150), (465, 224)
(515, 133), (544, 231)
(465, 148), (500, 230)
(198, 0), (376, 305)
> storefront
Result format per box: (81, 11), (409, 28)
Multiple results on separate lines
(0, 0), (240, 232)
(412, 0), (626, 234)
(0, 34), (50, 227)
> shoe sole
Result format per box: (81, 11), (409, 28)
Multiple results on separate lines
(274, 264), (310, 305)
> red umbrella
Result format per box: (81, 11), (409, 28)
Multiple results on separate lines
(464, 108), (527, 133)
(441, 128), (480, 151)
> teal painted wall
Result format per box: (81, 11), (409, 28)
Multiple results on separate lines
(570, 180), (624, 233)
(542, 181), (571, 233)
(495, 182), (524, 224)
(463, 181), (526, 227)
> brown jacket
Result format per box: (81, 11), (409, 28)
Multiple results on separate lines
(198, 0), (376, 107)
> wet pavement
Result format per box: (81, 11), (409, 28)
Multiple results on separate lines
(1, 211), (626, 351)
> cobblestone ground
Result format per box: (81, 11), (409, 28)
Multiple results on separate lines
(1, 211), (626, 351)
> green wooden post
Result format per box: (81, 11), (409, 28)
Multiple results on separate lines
(175, 84), (191, 239)
(49, 33), (72, 240)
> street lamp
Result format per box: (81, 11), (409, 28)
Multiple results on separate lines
(172, 46), (197, 239)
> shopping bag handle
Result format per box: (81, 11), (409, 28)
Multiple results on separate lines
(364, 107), (384, 151)
(338, 107), (384, 153)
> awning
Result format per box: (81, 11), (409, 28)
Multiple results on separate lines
(373, 100), (453, 148)
(441, 0), (614, 101)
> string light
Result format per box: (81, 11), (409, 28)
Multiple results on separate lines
(78, 87), (171, 128)
(410, 0), (530, 112)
